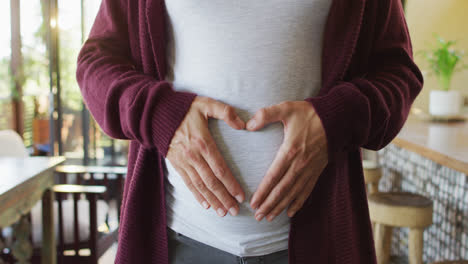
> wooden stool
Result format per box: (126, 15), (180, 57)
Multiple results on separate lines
(429, 261), (468, 264)
(363, 160), (382, 195)
(368, 192), (433, 264)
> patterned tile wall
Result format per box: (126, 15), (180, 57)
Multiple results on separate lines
(377, 144), (468, 263)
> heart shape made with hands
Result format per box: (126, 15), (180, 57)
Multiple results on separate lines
(167, 97), (327, 220)
(208, 101), (328, 222)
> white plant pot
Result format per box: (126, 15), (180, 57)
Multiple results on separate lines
(429, 90), (462, 117)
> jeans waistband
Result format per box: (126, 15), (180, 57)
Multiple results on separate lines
(166, 227), (288, 260)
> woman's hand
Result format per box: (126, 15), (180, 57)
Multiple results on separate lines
(247, 101), (328, 221)
(167, 96), (246, 217)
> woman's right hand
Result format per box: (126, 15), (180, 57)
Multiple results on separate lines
(166, 96), (246, 217)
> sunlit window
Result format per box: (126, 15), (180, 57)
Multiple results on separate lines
(58, 0), (84, 159)
(21, 0), (49, 146)
(0, 0), (126, 164)
(0, 1), (12, 130)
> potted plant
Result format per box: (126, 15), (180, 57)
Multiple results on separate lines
(421, 35), (467, 117)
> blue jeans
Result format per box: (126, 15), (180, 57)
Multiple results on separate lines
(167, 228), (289, 264)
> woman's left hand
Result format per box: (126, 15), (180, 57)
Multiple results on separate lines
(247, 101), (328, 221)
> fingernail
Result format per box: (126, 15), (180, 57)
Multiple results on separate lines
(229, 207), (238, 216)
(267, 215), (275, 222)
(217, 208), (226, 217)
(235, 195), (244, 203)
(202, 201), (209, 209)
(250, 203), (258, 210)
(288, 210), (295, 218)
(255, 214), (264, 221)
(247, 120), (256, 130)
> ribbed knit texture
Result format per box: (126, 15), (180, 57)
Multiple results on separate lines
(149, 85), (197, 155)
(76, 0), (423, 263)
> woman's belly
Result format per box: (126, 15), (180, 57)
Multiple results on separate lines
(162, 0), (331, 256)
(162, 25), (324, 256)
(208, 107), (284, 198)
(167, 73), (318, 199)
(163, 83), (314, 257)
(164, 118), (289, 257)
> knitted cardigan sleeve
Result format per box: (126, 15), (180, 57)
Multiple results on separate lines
(76, 0), (197, 156)
(306, 0), (424, 161)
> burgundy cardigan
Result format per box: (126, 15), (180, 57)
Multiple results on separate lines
(76, 0), (423, 263)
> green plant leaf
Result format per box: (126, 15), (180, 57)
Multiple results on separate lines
(418, 34), (466, 91)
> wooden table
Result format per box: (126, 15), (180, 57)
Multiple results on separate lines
(392, 114), (468, 174)
(0, 156), (65, 264)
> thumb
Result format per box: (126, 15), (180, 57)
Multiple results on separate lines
(204, 98), (245, 130)
(246, 103), (289, 131)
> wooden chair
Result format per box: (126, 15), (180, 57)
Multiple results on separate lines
(362, 152), (435, 264)
(54, 165), (126, 223)
(368, 192), (433, 264)
(0, 131), (125, 264)
(28, 165), (126, 264)
(53, 184), (107, 264)
(54, 165), (125, 264)
(363, 159), (382, 195)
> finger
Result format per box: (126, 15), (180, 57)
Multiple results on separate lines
(185, 164), (228, 217)
(264, 164), (313, 221)
(198, 133), (245, 203)
(254, 157), (309, 221)
(287, 170), (320, 218)
(189, 152), (240, 217)
(172, 163), (210, 209)
(246, 102), (290, 131)
(204, 98), (245, 130)
(250, 143), (295, 210)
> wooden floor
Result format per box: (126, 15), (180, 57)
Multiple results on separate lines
(98, 200), (118, 264)
(99, 243), (117, 264)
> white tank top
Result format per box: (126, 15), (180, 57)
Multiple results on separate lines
(163, 0), (331, 257)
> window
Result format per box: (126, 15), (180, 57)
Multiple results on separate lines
(21, 0), (49, 147)
(1, 0), (128, 164)
(0, 0), (13, 131)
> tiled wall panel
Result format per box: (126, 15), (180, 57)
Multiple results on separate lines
(378, 144), (467, 263)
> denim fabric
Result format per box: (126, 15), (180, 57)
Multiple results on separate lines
(167, 228), (288, 264)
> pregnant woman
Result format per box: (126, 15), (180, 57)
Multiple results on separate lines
(76, 0), (423, 263)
